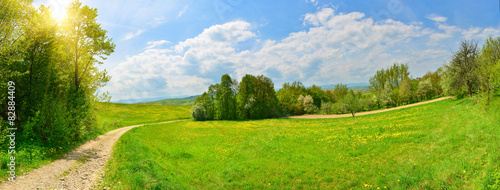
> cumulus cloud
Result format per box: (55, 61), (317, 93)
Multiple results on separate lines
(426, 13), (447, 22)
(105, 8), (500, 101)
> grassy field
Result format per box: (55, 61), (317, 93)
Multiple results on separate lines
(101, 97), (500, 189)
(96, 103), (192, 132)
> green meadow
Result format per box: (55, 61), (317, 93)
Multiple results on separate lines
(96, 103), (192, 132)
(101, 97), (500, 189)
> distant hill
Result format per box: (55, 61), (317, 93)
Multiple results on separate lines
(139, 95), (199, 106)
(320, 83), (370, 90)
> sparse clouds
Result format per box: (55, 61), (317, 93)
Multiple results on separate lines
(177, 5), (189, 18)
(123, 29), (144, 40)
(145, 40), (171, 49)
(426, 13), (447, 22)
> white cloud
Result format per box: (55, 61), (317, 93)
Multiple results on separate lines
(145, 40), (171, 49)
(105, 8), (500, 101)
(306, 0), (319, 6)
(123, 29), (144, 40)
(426, 13), (447, 22)
(177, 5), (189, 18)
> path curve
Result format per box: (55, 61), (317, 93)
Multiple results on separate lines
(0, 120), (183, 190)
(287, 96), (453, 119)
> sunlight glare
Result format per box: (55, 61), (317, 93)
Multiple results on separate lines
(48, 0), (70, 22)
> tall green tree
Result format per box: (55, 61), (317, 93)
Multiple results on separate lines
(252, 75), (281, 118)
(443, 40), (480, 97)
(399, 76), (411, 104)
(61, 0), (115, 94)
(479, 37), (500, 100)
(332, 83), (348, 102)
(379, 80), (394, 107)
(236, 74), (256, 119)
(344, 90), (360, 117)
(277, 81), (306, 115)
(0, 0), (33, 113)
(217, 74), (236, 120)
(59, 1), (115, 140)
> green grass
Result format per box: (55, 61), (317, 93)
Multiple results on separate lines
(96, 103), (192, 132)
(0, 103), (191, 183)
(102, 97), (500, 189)
(139, 96), (198, 106)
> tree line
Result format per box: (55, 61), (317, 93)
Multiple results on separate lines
(192, 37), (500, 121)
(0, 1), (114, 150)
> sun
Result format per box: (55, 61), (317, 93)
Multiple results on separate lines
(48, 0), (69, 22)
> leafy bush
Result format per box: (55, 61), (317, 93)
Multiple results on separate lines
(190, 103), (207, 121)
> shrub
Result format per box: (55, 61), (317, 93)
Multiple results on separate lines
(190, 103), (207, 121)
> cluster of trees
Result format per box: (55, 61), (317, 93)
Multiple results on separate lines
(192, 37), (500, 121)
(191, 74), (281, 121)
(276, 82), (371, 117)
(369, 63), (443, 108)
(0, 1), (114, 148)
(441, 39), (500, 101)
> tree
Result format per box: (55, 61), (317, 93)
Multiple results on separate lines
(479, 37), (500, 101)
(252, 75), (281, 118)
(61, 1), (115, 93)
(277, 81), (306, 115)
(332, 83), (349, 102)
(236, 74), (256, 119)
(379, 80), (394, 107)
(306, 85), (329, 109)
(344, 90), (360, 117)
(0, 0), (33, 114)
(216, 74), (236, 120)
(369, 63), (409, 94)
(443, 40), (480, 97)
(417, 78), (433, 100)
(320, 102), (333, 114)
(399, 76), (411, 104)
(191, 103), (207, 121)
(298, 95), (317, 114)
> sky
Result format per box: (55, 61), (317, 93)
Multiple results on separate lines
(34, 0), (500, 102)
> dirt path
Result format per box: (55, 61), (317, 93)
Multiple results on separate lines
(0, 120), (183, 190)
(287, 96), (453, 119)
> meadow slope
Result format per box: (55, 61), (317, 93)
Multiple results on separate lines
(102, 97), (500, 189)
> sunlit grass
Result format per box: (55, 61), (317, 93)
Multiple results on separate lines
(96, 102), (192, 133)
(102, 98), (500, 189)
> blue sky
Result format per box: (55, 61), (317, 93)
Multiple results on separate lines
(36, 0), (500, 101)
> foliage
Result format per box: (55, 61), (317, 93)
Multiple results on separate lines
(195, 74), (281, 120)
(190, 103), (207, 121)
(0, 0), (116, 179)
(298, 95), (317, 114)
(416, 78), (433, 101)
(399, 76), (412, 104)
(379, 80), (394, 107)
(344, 90), (360, 117)
(306, 85), (329, 108)
(277, 81), (306, 115)
(442, 40), (480, 97)
(480, 37), (500, 99)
